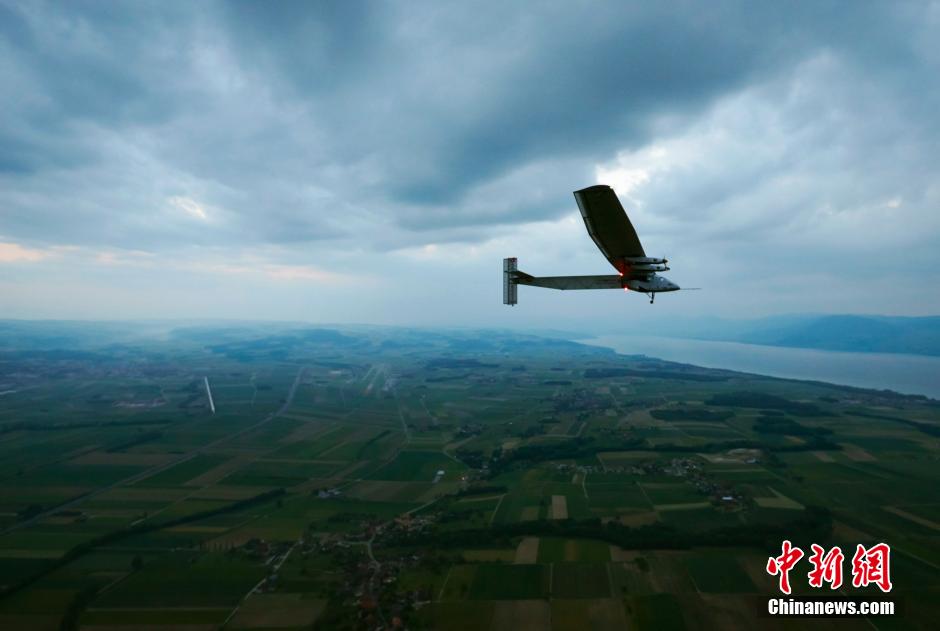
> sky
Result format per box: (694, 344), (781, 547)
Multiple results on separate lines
(1, 1), (939, 330)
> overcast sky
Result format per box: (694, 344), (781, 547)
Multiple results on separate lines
(1, 1), (938, 329)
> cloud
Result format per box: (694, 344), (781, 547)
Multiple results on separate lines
(0, 241), (48, 263)
(0, 1), (938, 319)
(594, 51), (940, 254)
(168, 196), (209, 222)
(189, 260), (351, 284)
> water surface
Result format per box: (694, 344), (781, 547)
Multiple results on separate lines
(583, 335), (940, 399)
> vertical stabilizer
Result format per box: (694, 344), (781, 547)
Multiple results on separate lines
(503, 257), (518, 305)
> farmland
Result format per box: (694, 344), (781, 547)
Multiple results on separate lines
(0, 322), (937, 629)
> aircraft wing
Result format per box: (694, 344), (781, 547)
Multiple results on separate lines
(573, 185), (645, 273)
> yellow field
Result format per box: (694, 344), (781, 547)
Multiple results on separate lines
(0, 549), (62, 559)
(841, 443), (877, 462)
(883, 506), (940, 531)
(165, 525), (230, 534)
(70, 451), (175, 466)
(229, 593), (326, 629)
(277, 421), (331, 445)
(184, 456), (250, 487)
(343, 480), (431, 502)
(490, 599), (550, 631)
(189, 486), (267, 501)
(832, 520), (875, 541)
(754, 487), (803, 510)
(455, 494), (502, 504)
(463, 549), (515, 562)
(514, 537), (539, 564)
(610, 546), (643, 562)
(97, 487), (188, 502)
(654, 501), (711, 511)
(0, 614), (60, 631)
(551, 598), (627, 631)
(519, 506), (540, 521)
(617, 511), (660, 527)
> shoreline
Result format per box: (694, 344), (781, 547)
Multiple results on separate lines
(580, 334), (940, 400)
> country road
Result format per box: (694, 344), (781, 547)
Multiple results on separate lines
(0, 366), (306, 537)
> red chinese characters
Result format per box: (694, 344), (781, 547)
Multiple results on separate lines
(807, 544), (844, 589)
(766, 541), (893, 594)
(766, 540), (804, 595)
(851, 543), (893, 593)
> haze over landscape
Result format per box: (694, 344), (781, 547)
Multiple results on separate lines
(2, 1), (939, 327)
(2, 4), (940, 630)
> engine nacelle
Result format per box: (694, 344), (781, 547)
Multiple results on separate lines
(624, 256), (668, 265)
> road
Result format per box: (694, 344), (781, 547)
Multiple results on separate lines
(1, 366), (306, 536)
(220, 536), (301, 629)
(394, 392), (411, 442)
(360, 495), (444, 627)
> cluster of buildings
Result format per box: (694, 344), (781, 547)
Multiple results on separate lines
(238, 537), (291, 563)
(323, 525), (439, 628)
(553, 456), (751, 509)
(456, 422), (484, 436)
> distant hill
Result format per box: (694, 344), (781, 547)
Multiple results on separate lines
(628, 314), (940, 357)
(735, 315), (940, 356)
(591, 314), (940, 357)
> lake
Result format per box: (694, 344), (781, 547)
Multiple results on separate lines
(582, 335), (940, 399)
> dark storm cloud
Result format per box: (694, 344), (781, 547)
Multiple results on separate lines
(214, 1), (927, 206)
(0, 0), (937, 259)
(216, 2), (778, 205)
(1, 2), (191, 138)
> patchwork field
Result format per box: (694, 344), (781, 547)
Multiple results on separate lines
(0, 325), (937, 629)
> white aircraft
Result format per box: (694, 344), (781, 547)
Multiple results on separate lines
(504, 184), (689, 305)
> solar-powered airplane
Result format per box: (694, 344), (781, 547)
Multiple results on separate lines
(504, 184), (686, 305)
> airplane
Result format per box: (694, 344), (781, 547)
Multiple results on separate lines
(504, 184), (690, 305)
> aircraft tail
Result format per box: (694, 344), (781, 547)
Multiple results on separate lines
(503, 258), (535, 304)
(503, 257), (519, 305)
(505, 258), (624, 304)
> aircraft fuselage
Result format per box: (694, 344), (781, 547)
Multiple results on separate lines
(623, 274), (679, 293)
(503, 185), (691, 306)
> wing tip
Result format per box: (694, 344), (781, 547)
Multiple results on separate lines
(573, 184), (613, 196)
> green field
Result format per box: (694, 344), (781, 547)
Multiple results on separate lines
(551, 563), (612, 598)
(684, 552), (756, 593)
(537, 538), (612, 563)
(469, 564), (551, 600)
(0, 324), (937, 629)
(367, 450), (466, 481)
